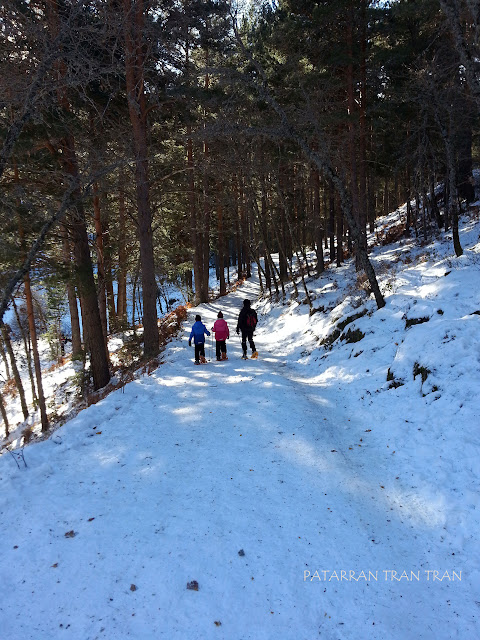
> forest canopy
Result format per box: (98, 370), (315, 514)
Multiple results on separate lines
(0, 0), (478, 414)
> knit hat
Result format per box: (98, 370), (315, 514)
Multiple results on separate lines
(195, 314), (201, 321)
(217, 311), (223, 318)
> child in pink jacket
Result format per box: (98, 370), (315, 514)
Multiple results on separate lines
(212, 311), (230, 361)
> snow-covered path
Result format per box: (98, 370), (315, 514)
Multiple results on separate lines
(0, 277), (475, 639)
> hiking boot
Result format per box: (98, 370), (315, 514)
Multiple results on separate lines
(241, 354), (248, 360)
(221, 352), (228, 360)
(200, 356), (207, 364)
(251, 351), (258, 359)
(194, 360), (200, 365)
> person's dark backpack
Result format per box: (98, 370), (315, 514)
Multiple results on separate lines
(246, 310), (257, 329)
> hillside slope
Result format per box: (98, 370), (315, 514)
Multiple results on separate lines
(0, 211), (479, 639)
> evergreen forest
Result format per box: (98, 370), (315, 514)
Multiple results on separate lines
(1, 0), (479, 434)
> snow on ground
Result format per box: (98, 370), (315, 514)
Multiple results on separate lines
(0, 213), (479, 639)
(0, 268), (241, 442)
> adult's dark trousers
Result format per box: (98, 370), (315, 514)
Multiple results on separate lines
(194, 342), (205, 361)
(241, 329), (255, 355)
(215, 340), (227, 359)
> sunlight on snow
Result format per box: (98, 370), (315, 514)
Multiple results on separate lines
(277, 437), (333, 473)
(158, 376), (190, 387)
(171, 405), (203, 422)
(278, 437), (447, 528)
(341, 473), (448, 528)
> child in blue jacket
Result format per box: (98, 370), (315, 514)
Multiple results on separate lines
(189, 314), (211, 364)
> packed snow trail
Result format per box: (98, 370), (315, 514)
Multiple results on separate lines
(0, 278), (475, 639)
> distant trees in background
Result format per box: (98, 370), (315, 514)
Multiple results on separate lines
(0, 0), (478, 429)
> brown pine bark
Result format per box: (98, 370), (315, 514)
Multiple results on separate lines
(0, 335), (11, 379)
(346, 7), (361, 269)
(23, 274), (49, 430)
(117, 176), (128, 325)
(358, 0), (368, 252)
(260, 181), (272, 294)
(10, 296), (37, 408)
(93, 183), (108, 346)
(200, 151), (211, 301)
(1, 323), (28, 421)
(216, 184), (226, 296)
(0, 389), (9, 437)
(312, 167), (325, 274)
(239, 177), (251, 279)
(102, 216), (117, 333)
(47, 0), (110, 389)
(14, 161), (48, 430)
(328, 180), (336, 262)
(61, 223), (82, 357)
(442, 126), (463, 256)
(123, 0), (159, 357)
(184, 35), (203, 304)
(233, 176), (243, 278)
(200, 45), (212, 301)
(67, 165), (110, 389)
(336, 197), (344, 267)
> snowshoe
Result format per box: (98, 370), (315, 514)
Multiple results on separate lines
(251, 351), (258, 359)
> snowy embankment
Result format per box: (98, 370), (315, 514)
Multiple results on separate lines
(0, 211), (479, 639)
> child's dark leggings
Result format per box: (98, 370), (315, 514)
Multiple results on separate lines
(216, 340), (227, 359)
(241, 330), (255, 355)
(195, 343), (205, 361)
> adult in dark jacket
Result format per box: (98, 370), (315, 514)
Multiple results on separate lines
(236, 299), (258, 359)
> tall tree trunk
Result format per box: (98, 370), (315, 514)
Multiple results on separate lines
(233, 176), (243, 278)
(186, 129), (202, 304)
(11, 295), (37, 408)
(61, 223), (82, 357)
(23, 274), (49, 430)
(93, 183), (108, 347)
(48, 0), (109, 389)
(261, 182), (272, 293)
(124, 0), (159, 357)
(14, 159), (48, 430)
(0, 389), (9, 437)
(328, 180), (336, 262)
(312, 167), (324, 274)
(68, 167), (111, 388)
(336, 204), (344, 267)
(131, 258), (141, 329)
(346, 7), (361, 271)
(117, 175), (128, 325)
(1, 323), (28, 421)
(239, 177), (251, 279)
(185, 33), (202, 305)
(201, 156), (211, 301)
(383, 178), (389, 217)
(430, 171), (442, 228)
(437, 116), (463, 256)
(102, 216), (117, 333)
(0, 335), (11, 379)
(358, 0), (368, 253)
(217, 184), (226, 296)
